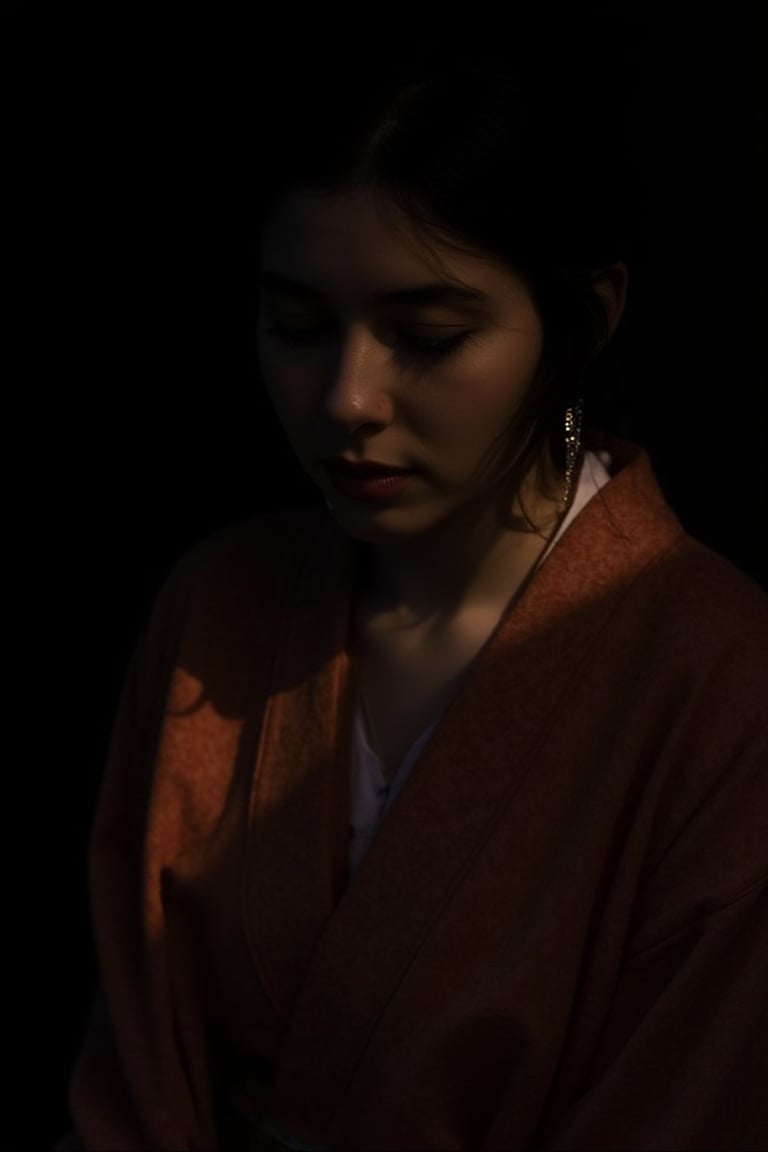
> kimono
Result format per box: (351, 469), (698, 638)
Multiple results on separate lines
(62, 435), (768, 1151)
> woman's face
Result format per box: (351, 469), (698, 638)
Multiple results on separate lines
(257, 189), (546, 542)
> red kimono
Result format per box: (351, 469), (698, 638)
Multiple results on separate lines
(62, 437), (768, 1150)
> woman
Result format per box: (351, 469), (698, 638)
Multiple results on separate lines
(60, 42), (768, 1152)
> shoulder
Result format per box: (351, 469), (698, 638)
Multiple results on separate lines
(160, 504), (332, 601)
(120, 505), (343, 717)
(176, 504), (329, 574)
(134, 505), (339, 653)
(613, 523), (768, 718)
(588, 446), (768, 920)
(624, 511), (768, 678)
(644, 537), (768, 747)
(586, 432), (768, 663)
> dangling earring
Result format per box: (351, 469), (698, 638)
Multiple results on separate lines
(562, 398), (584, 507)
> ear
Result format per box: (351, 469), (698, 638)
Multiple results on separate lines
(591, 262), (629, 342)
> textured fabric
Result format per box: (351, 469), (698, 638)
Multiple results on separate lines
(62, 434), (768, 1151)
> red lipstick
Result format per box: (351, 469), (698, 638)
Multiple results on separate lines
(323, 459), (417, 502)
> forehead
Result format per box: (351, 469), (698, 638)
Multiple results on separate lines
(259, 188), (529, 307)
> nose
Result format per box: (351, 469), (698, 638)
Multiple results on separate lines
(322, 324), (393, 432)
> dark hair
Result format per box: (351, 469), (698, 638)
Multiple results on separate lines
(250, 29), (648, 499)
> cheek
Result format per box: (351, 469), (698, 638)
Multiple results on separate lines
(258, 350), (317, 432)
(429, 336), (542, 430)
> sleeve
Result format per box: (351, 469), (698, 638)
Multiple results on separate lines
(59, 563), (221, 1152)
(538, 879), (768, 1151)
(533, 640), (768, 1152)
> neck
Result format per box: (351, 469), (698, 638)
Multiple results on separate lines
(360, 482), (564, 630)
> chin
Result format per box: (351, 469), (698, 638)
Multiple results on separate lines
(324, 502), (445, 544)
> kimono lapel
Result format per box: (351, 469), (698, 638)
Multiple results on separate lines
(243, 512), (357, 1018)
(265, 444), (685, 1142)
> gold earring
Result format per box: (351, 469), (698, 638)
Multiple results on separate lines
(563, 398), (584, 507)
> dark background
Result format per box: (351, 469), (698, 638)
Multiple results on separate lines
(7, 2), (766, 1148)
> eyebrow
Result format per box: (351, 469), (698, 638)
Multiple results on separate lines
(258, 269), (490, 308)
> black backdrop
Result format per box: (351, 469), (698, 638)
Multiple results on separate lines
(7, 3), (765, 1148)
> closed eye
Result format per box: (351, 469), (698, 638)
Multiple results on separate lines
(396, 329), (474, 355)
(260, 322), (477, 360)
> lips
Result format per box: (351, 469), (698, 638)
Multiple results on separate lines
(321, 458), (418, 502)
(324, 459), (414, 478)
